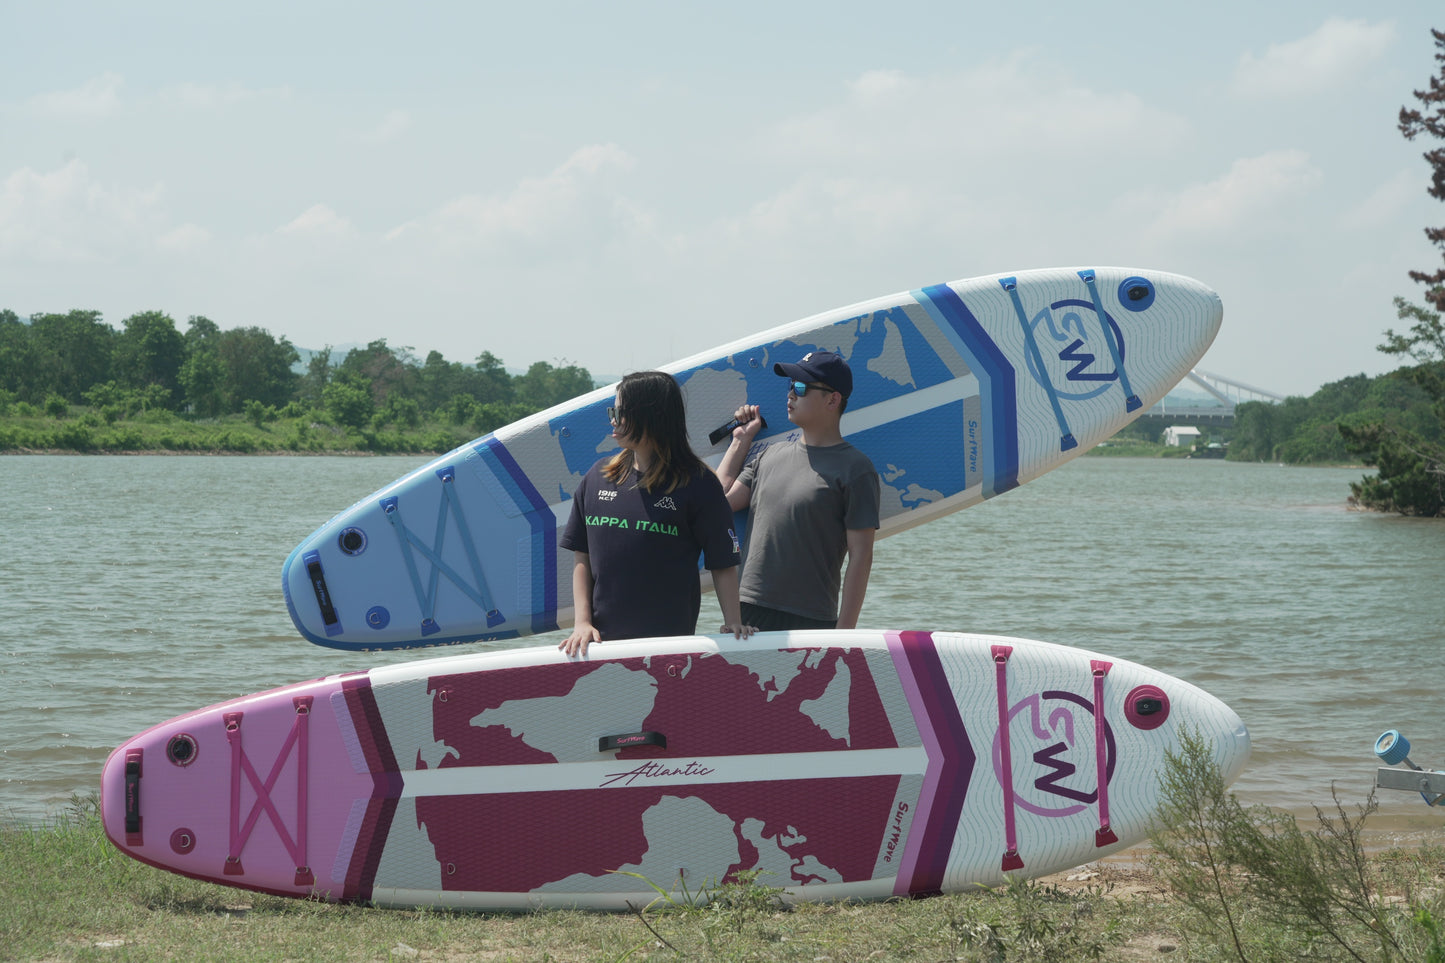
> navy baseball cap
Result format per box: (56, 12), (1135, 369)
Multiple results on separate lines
(773, 350), (853, 400)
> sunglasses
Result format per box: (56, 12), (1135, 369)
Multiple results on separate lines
(606, 406), (625, 423)
(789, 381), (834, 397)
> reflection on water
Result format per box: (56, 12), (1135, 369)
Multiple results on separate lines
(2, 454), (1442, 831)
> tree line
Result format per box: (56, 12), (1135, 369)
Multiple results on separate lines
(1230, 369), (1439, 464)
(0, 307), (598, 451)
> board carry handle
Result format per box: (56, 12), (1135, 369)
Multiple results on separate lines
(1090, 660), (1119, 847)
(991, 644), (1025, 872)
(302, 551), (343, 636)
(124, 749), (143, 843)
(598, 731), (667, 752)
(708, 413), (767, 446)
(1077, 269), (1143, 412)
(1000, 276), (1078, 453)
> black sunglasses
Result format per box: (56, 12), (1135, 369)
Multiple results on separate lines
(789, 381), (834, 397)
(606, 406), (624, 423)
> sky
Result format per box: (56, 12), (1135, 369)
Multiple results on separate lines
(2, 2), (1442, 398)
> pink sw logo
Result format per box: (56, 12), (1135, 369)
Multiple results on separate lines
(989, 691), (1116, 818)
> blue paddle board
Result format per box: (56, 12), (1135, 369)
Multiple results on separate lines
(283, 266), (1222, 650)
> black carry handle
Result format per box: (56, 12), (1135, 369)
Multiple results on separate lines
(708, 413), (767, 446)
(124, 754), (142, 836)
(304, 553), (340, 627)
(599, 731), (668, 752)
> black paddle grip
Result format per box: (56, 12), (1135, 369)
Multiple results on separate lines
(708, 413), (767, 446)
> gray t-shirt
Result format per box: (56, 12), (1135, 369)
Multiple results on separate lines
(737, 439), (881, 621)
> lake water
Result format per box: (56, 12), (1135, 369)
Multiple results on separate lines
(2, 454), (1443, 839)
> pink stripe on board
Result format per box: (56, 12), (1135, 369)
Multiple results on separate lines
(887, 631), (975, 896)
(337, 676), (404, 902)
(887, 632), (940, 895)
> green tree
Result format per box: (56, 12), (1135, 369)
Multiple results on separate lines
(337, 339), (416, 408)
(298, 346), (333, 408)
(216, 326), (300, 412)
(0, 311), (50, 403)
(1340, 28), (1445, 516)
(28, 310), (115, 402)
(1230, 395), (1313, 461)
(472, 350), (515, 405)
(113, 310), (184, 405)
(322, 370), (375, 429)
(514, 359), (595, 410)
(178, 315), (225, 416)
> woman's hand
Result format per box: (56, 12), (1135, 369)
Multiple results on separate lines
(559, 621), (601, 656)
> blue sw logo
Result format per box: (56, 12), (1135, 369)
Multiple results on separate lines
(1026, 298), (1126, 402)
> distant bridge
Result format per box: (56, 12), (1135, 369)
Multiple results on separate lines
(1133, 369), (1287, 429)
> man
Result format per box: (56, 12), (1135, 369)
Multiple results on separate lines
(715, 350), (881, 631)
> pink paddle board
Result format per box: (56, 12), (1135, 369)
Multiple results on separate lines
(101, 630), (1249, 909)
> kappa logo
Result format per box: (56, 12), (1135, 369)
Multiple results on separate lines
(653, 496), (677, 511)
(597, 489), (618, 502)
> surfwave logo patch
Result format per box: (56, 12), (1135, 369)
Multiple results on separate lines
(990, 691), (1116, 818)
(1025, 299), (1126, 402)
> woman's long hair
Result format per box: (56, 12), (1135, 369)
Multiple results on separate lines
(603, 371), (704, 493)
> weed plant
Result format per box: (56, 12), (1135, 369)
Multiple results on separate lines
(1150, 728), (1445, 962)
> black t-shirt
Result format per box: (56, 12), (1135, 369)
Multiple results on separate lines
(560, 460), (740, 641)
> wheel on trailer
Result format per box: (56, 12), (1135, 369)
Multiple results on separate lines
(1375, 729), (1411, 766)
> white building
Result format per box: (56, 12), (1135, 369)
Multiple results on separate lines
(1163, 425), (1201, 447)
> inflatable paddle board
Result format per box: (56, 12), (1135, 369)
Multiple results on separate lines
(284, 266), (1222, 650)
(101, 629), (1249, 910)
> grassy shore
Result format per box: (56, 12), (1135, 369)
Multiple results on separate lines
(5, 794), (1445, 963)
(0, 805), (1181, 962)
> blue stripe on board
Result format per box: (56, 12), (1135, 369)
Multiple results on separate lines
(913, 284), (1019, 496)
(474, 438), (558, 634)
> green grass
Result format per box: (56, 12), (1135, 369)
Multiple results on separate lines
(6, 782), (1445, 962)
(0, 798), (1158, 962)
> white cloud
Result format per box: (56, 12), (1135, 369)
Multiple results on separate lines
(0, 160), (165, 262)
(849, 69), (913, 104)
(1137, 150), (1325, 239)
(714, 174), (929, 254)
(159, 81), (291, 109)
(278, 204), (354, 237)
(1339, 169), (1427, 231)
(26, 72), (124, 116)
(761, 57), (1189, 191)
(157, 223), (212, 252)
(360, 109), (412, 144)
(1232, 18), (1396, 98)
(385, 144), (642, 253)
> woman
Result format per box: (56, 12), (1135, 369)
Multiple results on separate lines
(559, 371), (752, 655)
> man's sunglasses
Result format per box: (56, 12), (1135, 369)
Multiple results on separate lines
(789, 381), (834, 397)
